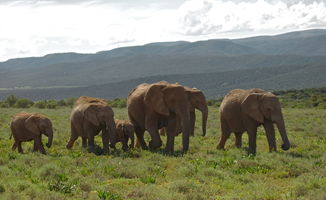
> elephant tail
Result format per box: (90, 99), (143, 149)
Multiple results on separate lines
(9, 133), (12, 140)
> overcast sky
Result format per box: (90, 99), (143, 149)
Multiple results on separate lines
(0, 0), (325, 61)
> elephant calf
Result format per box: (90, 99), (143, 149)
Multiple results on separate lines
(10, 112), (53, 154)
(114, 120), (135, 151)
(67, 96), (116, 154)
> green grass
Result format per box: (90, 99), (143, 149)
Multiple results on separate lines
(0, 107), (325, 199)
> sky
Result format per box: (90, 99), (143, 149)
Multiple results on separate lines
(0, 0), (325, 61)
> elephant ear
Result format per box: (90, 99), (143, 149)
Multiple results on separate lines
(25, 115), (40, 134)
(241, 93), (264, 123)
(144, 84), (169, 116)
(84, 104), (100, 126)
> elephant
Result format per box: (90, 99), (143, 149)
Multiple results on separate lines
(217, 88), (291, 155)
(66, 96), (116, 154)
(10, 112), (53, 154)
(114, 119), (135, 151)
(159, 86), (208, 137)
(127, 81), (192, 152)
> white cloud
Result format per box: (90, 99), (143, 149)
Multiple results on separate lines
(0, 0), (325, 61)
(178, 0), (326, 37)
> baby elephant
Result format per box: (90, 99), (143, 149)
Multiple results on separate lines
(10, 112), (53, 154)
(114, 120), (135, 151)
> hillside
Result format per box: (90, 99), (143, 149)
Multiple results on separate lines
(1, 62), (325, 100)
(0, 29), (325, 99)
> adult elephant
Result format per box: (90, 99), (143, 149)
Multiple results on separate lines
(10, 112), (53, 154)
(127, 81), (191, 152)
(159, 86), (208, 137)
(217, 88), (290, 155)
(66, 96), (116, 154)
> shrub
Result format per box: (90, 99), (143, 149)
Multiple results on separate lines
(46, 100), (57, 109)
(65, 98), (77, 107)
(48, 174), (76, 194)
(0, 102), (9, 108)
(57, 99), (66, 106)
(5, 95), (17, 107)
(34, 101), (47, 109)
(110, 98), (127, 108)
(97, 190), (122, 200)
(15, 98), (34, 108)
(140, 176), (156, 184)
(0, 184), (5, 193)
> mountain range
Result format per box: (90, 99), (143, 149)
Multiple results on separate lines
(0, 29), (325, 100)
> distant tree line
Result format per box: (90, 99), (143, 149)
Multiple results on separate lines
(0, 87), (325, 109)
(0, 95), (128, 109)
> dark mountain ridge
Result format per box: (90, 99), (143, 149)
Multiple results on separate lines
(0, 29), (325, 99)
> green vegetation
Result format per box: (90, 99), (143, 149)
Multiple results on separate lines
(0, 102), (325, 199)
(275, 87), (326, 109)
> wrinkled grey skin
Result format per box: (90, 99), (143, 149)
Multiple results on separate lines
(218, 88), (290, 155)
(10, 112), (53, 154)
(67, 96), (116, 154)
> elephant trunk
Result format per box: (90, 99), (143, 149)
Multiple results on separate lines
(275, 114), (290, 151)
(45, 129), (53, 148)
(200, 105), (208, 136)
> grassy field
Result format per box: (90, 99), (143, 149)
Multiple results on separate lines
(0, 106), (325, 200)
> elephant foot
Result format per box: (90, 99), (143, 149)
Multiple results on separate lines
(109, 143), (116, 149)
(102, 149), (110, 155)
(247, 149), (256, 156)
(87, 146), (96, 153)
(216, 144), (225, 150)
(281, 143), (290, 151)
(149, 140), (162, 150)
(66, 143), (73, 149)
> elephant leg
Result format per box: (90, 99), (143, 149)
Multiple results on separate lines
(66, 134), (78, 149)
(101, 131), (110, 154)
(82, 137), (88, 148)
(235, 132), (243, 148)
(67, 124), (79, 149)
(165, 116), (177, 153)
(247, 126), (258, 155)
(17, 141), (23, 153)
(217, 119), (231, 149)
(263, 120), (277, 152)
(145, 115), (162, 150)
(129, 135), (135, 149)
(35, 137), (46, 154)
(33, 139), (38, 152)
(12, 141), (17, 151)
(189, 111), (196, 137)
(121, 136), (129, 151)
(134, 127), (147, 149)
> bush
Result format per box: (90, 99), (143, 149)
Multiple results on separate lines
(0, 102), (9, 108)
(48, 174), (76, 194)
(34, 101), (47, 109)
(15, 98), (34, 108)
(97, 190), (122, 200)
(46, 100), (57, 109)
(5, 95), (17, 107)
(65, 98), (77, 107)
(110, 98), (127, 108)
(57, 99), (66, 106)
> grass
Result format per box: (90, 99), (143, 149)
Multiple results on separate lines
(0, 107), (325, 199)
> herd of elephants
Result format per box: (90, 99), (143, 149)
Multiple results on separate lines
(9, 81), (291, 155)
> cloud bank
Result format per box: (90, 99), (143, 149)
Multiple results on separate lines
(0, 0), (325, 61)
